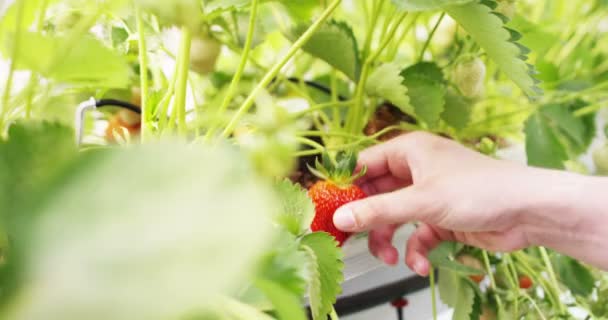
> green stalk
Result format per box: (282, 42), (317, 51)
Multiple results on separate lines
(539, 247), (566, 315)
(0, 0), (26, 131)
(361, 0), (385, 59)
(136, 6), (151, 141)
(430, 267), (438, 320)
(482, 250), (504, 312)
(418, 12), (445, 62)
(174, 26), (193, 137)
(24, 0), (49, 118)
(329, 307), (339, 320)
(348, 12), (408, 134)
(221, 0), (343, 138)
(205, 0), (260, 140)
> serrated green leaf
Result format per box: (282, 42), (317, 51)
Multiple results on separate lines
(438, 269), (480, 320)
(429, 242), (483, 275)
(446, 1), (541, 96)
(525, 111), (569, 169)
(290, 21), (360, 81)
(400, 62), (446, 128)
(255, 278), (307, 320)
(392, 0), (474, 11)
(274, 180), (315, 236)
(553, 255), (595, 297)
(300, 232), (344, 320)
(366, 63), (413, 116)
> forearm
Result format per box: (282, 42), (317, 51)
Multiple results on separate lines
(521, 168), (608, 270)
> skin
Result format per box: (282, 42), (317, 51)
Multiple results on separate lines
(333, 132), (608, 276)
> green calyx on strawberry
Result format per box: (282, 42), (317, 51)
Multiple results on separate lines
(307, 152), (367, 246)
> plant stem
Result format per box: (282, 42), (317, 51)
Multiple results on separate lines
(482, 250), (504, 312)
(539, 247), (566, 315)
(221, 0), (343, 138)
(23, 0), (49, 119)
(205, 0), (260, 140)
(418, 12), (445, 62)
(430, 267), (438, 320)
(361, 0), (385, 59)
(349, 12), (408, 134)
(0, 0), (26, 131)
(174, 26), (193, 137)
(329, 307), (340, 320)
(136, 6), (151, 141)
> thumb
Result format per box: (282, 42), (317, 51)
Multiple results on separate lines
(333, 186), (434, 232)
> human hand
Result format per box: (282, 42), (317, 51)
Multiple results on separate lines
(332, 132), (608, 275)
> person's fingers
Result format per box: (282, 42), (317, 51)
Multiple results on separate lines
(355, 136), (412, 185)
(368, 224), (401, 265)
(334, 186), (440, 232)
(358, 175), (410, 196)
(405, 224), (455, 276)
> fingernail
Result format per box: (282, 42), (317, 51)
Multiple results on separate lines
(413, 260), (426, 276)
(334, 207), (356, 230)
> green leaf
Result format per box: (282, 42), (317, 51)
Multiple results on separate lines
(525, 101), (596, 169)
(274, 180), (314, 236)
(255, 279), (308, 320)
(441, 89), (473, 130)
(7, 142), (278, 320)
(524, 111), (569, 169)
(135, 0), (202, 29)
(366, 63), (413, 116)
(392, 0), (474, 11)
(300, 232), (344, 320)
(0, 121), (76, 219)
(401, 63), (446, 128)
(553, 255), (595, 297)
(2, 32), (130, 88)
(437, 269), (481, 320)
(290, 21), (360, 81)
(446, 1), (541, 96)
(539, 101), (596, 155)
(276, 0), (319, 21)
(428, 242), (483, 275)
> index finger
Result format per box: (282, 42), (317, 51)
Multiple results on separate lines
(356, 135), (413, 185)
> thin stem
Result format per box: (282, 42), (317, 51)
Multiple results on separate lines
(291, 100), (354, 118)
(539, 247), (566, 315)
(329, 307), (340, 320)
(419, 12), (445, 62)
(174, 26), (193, 137)
(482, 250), (504, 312)
(221, 0), (343, 138)
(205, 0), (259, 140)
(0, 0), (26, 130)
(349, 12), (408, 134)
(136, 6), (150, 141)
(24, 0), (49, 118)
(430, 267), (438, 320)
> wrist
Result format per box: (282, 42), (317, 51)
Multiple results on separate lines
(521, 169), (608, 269)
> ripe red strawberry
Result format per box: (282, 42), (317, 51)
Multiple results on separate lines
(307, 152), (367, 246)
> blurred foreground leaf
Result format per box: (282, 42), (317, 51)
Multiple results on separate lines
(5, 141), (278, 320)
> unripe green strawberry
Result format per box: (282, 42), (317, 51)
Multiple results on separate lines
(593, 144), (608, 175)
(307, 152), (367, 246)
(190, 36), (222, 75)
(452, 57), (487, 99)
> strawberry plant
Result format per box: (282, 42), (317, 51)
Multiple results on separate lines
(1, 0), (608, 319)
